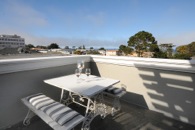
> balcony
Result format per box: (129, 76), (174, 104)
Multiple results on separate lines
(0, 55), (195, 130)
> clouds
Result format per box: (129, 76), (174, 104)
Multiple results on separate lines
(0, 0), (195, 49)
(0, 3), (121, 49)
(157, 32), (195, 46)
(3, 0), (47, 27)
(22, 34), (123, 49)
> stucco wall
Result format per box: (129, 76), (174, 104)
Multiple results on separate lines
(1, 55), (195, 128)
(91, 62), (195, 125)
(0, 57), (90, 129)
(0, 65), (72, 129)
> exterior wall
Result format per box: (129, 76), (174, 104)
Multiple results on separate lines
(0, 56), (90, 129)
(98, 50), (106, 55)
(91, 55), (195, 125)
(0, 35), (25, 50)
(106, 50), (118, 56)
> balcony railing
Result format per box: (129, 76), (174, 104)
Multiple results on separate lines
(0, 55), (195, 129)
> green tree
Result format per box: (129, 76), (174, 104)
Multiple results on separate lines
(87, 50), (100, 54)
(48, 43), (60, 49)
(99, 47), (105, 50)
(174, 53), (191, 60)
(149, 43), (168, 58)
(176, 45), (189, 54)
(124, 46), (133, 55)
(82, 45), (85, 49)
(152, 50), (168, 58)
(188, 42), (195, 56)
(159, 43), (175, 58)
(26, 44), (35, 48)
(149, 42), (159, 52)
(119, 45), (133, 55)
(173, 42), (195, 59)
(90, 47), (94, 50)
(127, 31), (156, 57)
(74, 50), (82, 55)
(119, 45), (126, 52)
(36, 45), (47, 49)
(65, 46), (69, 49)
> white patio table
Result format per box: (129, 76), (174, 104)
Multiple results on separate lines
(44, 74), (119, 129)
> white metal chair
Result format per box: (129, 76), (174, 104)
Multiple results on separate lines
(103, 84), (127, 116)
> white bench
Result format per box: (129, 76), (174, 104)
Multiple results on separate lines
(21, 93), (86, 130)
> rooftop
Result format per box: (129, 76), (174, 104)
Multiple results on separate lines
(6, 101), (195, 130)
(0, 55), (195, 130)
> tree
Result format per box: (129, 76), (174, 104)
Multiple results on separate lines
(99, 47), (105, 50)
(119, 45), (126, 52)
(159, 43), (175, 58)
(65, 46), (69, 49)
(188, 42), (195, 56)
(26, 44), (35, 48)
(90, 47), (94, 50)
(78, 45), (85, 49)
(174, 53), (191, 60)
(124, 46), (133, 55)
(72, 46), (76, 49)
(74, 50), (82, 55)
(87, 50), (100, 54)
(119, 45), (133, 55)
(152, 50), (168, 58)
(149, 42), (159, 52)
(48, 43), (60, 49)
(36, 45), (47, 49)
(176, 45), (189, 54)
(127, 31), (156, 57)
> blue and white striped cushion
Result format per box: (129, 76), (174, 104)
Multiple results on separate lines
(27, 94), (85, 129)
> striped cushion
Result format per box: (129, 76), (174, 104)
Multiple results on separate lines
(105, 87), (123, 94)
(24, 94), (85, 130)
(105, 87), (126, 97)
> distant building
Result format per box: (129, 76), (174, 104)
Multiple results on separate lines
(62, 48), (75, 54)
(0, 34), (25, 50)
(98, 50), (106, 55)
(30, 48), (47, 53)
(106, 50), (119, 56)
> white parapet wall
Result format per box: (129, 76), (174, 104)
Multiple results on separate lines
(0, 55), (91, 74)
(91, 55), (195, 73)
(90, 55), (195, 125)
(0, 55), (195, 127)
(0, 55), (91, 129)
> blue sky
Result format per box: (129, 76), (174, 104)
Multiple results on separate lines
(0, 0), (195, 49)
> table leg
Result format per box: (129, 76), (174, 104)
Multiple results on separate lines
(60, 90), (73, 106)
(82, 98), (96, 130)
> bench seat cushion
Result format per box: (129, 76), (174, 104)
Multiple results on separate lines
(105, 87), (126, 97)
(21, 93), (85, 130)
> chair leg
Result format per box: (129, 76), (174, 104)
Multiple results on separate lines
(111, 97), (121, 116)
(23, 109), (35, 126)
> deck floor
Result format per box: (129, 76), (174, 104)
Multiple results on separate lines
(6, 101), (195, 130)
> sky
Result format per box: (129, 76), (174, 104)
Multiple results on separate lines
(0, 0), (195, 49)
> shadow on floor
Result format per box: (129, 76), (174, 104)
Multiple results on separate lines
(6, 101), (195, 130)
